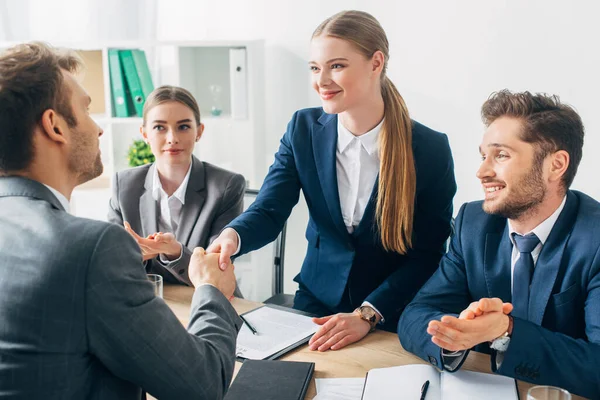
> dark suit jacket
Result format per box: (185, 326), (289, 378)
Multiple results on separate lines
(0, 176), (241, 399)
(398, 191), (600, 399)
(108, 156), (246, 285)
(228, 107), (456, 329)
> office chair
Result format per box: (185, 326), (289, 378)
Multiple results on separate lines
(263, 221), (295, 308)
(241, 189), (294, 308)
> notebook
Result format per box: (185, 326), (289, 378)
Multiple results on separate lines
(224, 360), (314, 400)
(236, 304), (318, 360)
(361, 364), (519, 400)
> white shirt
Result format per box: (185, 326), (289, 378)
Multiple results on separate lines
(151, 163), (192, 234)
(336, 118), (382, 233)
(151, 164), (192, 263)
(336, 118), (384, 320)
(43, 184), (70, 213)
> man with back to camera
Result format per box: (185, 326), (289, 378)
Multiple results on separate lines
(398, 90), (600, 399)
(0, 42), (241, 399)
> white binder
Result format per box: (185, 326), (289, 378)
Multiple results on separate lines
(229, 47), (248, 119)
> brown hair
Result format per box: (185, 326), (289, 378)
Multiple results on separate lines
(481, 90), (584, 189)
(0, 41), (83, 172)
(313, 11), (415, 254)
(142, 85), (201, 126)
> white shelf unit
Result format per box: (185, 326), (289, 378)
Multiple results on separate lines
(18, 40), (268, 190)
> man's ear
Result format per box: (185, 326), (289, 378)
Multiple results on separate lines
(40, 109), (68, 144)
(549, 150), (569, 183)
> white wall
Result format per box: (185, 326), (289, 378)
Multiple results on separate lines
(0, 0), (157, 42)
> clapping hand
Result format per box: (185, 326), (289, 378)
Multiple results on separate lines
(124, 221), (182, 261)
(427, 298), (512, 352)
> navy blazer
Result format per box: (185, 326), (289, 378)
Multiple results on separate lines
(229, 107), (456, 328)
(398, 191), (600, 399)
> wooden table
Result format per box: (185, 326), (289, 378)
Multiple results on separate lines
(164, 284), (586, 400)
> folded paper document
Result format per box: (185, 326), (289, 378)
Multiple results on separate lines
(236, 304), (318, 360)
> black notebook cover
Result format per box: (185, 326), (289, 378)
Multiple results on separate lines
(224, 360), (315, 400)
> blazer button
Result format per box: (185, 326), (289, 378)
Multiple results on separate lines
(179, 269), (185, 275)
(428, 356), (437, 365)
(514, 365), (523, 376)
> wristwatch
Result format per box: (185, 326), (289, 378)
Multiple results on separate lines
(490, 316), (513, 352)
(355, 305), (377, 332)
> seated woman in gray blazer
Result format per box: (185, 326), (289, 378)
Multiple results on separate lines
(108, 85), (246, 287)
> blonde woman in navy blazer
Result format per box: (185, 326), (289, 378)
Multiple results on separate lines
(108, 86), (246, 286)
(209, 11), (456, 350)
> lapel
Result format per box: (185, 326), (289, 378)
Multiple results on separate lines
(484, 217), (513, 303)
(312, 112), (348, 239)
(175, 156), (206, 246)
(139, 164), (158, 237)
(528, 191), (578, 325)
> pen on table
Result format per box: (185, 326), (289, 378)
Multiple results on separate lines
(420, 380), (430, 400)
(239, 314), (258, 335)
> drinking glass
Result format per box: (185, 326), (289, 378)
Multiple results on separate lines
(527, 386), (571, 400)
(147, 274), (163, 298)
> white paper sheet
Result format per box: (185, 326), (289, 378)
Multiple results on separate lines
(361, 364), (518, 400)
(235, 306), (318, 360)
(314, 378), (364, 400)
(441, 369), (518, 400)
(362, 364), (441, 400)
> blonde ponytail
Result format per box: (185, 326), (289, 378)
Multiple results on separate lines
(378, 76), (415, 254)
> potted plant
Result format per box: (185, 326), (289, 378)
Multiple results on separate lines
(127, 139), (155, 167)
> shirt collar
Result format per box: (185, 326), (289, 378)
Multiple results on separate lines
(43, 184), (70, 213)
(508, 195), (567, 246)
(337, 118), (383, 156)
(152, 162), (193, 204)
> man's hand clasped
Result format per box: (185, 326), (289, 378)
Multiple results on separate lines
(188, 247), (237, 300)
(427, 297), (512, 352)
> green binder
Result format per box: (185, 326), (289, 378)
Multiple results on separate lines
(119, 49), (145, 117)
(108, 49), (133, 117)
(132, 49), (154, 101)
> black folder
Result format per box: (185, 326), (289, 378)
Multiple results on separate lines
(224, 360), (315, 400)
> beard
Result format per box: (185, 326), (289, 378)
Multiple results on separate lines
(68, 127), (104, 185)
(482, 157), (546, 220)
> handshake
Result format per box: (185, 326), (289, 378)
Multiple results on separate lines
(189, 227), (242, 300)
(188, 248), (237, 300)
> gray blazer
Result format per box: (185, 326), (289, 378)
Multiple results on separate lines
(108, 156), (246, 286)
(0, 176), (242, 399)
